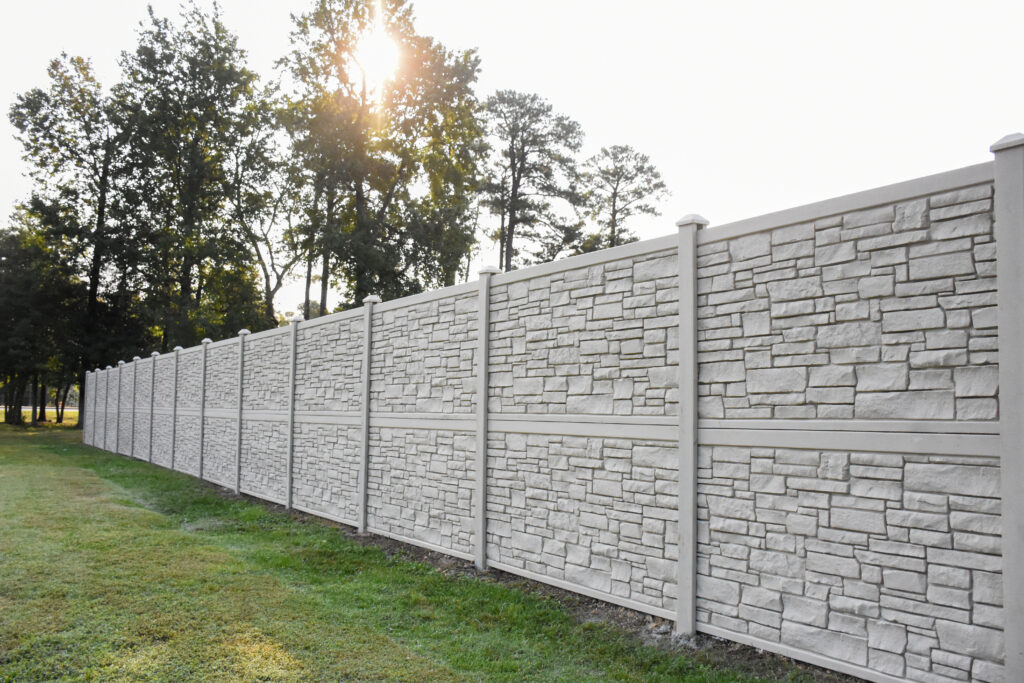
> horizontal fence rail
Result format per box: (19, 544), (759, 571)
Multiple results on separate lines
(83, 139), (1024, 683)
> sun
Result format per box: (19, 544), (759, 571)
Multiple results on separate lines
(353, 1), (399, 97)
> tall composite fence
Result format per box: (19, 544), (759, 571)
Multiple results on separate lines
(83, 135), (1024, 683)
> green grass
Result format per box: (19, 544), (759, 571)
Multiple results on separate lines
(0, 426), (798, 682)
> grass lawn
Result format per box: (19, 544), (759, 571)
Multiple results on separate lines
(0, 425), (815, 682)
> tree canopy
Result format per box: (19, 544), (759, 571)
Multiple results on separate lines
(2, 0), (671, 426)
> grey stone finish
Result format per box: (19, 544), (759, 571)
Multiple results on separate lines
(697, 182), (998, 420)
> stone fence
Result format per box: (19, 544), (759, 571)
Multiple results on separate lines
(82, 134), (1024, 682)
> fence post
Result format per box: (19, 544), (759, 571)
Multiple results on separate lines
(115, 361), (125, 454)
(94, 368), (101, 446)
(992, 133), (1024, 675)
(91, 369), (100, 446)
(131, 356), (140, 458)
(170, 346), (182, 470)
(199, 338), (211, 481)
(103, 365), (112, 451)
(286, 315), (303, 510)
(83, 371), (90, 444)
(149, 352), (158, 463)
(475, 266), (501, 570)
(235, 329), (250, 495)
(358, 295), (381, 533)
(674, 213), (707, 636)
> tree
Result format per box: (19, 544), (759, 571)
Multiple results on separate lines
(579, 144), (669, 251)
(8, 54), (142, 428)
(224, 87), (304, 328)
(0, 223), (85, 425)
(281, 0), (486, 308)
(115, 3), (272, 346)
(482, 90), (585, 271)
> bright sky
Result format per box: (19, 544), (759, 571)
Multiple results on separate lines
(2, 0), (1022, 314)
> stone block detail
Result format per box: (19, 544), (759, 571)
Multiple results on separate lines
(368, 427), (475, 554)
(292, 423), (361, 522)
(490, 251), (679, 416)
(371, 295), (477, 414)
(117, 367), (134, 455)
(201, 417), (236, 488)
(294, 317), (362, 412)
(697, 183), (998, 420)
(243, 332), (291, 411)
(697, 445), (1003, 678)
(486, 433), (679, 611)
(240, 420), (288, 502)
(206, 343), (240, 410)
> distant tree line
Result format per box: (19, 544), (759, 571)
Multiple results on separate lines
(1, 0), (669, 426)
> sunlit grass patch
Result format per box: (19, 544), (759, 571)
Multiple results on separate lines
(0, 426), (799, 682)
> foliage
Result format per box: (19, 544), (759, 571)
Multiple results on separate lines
(579, 144), (669, 251)
(115, 4), (273, 347)
(4, 0), (672, 423)
(482, 90), (586, 270)
(0, 224), (86, 423)
(280, 0), (486, 311)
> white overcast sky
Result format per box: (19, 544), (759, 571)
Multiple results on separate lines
(2, 0), (1022, 313)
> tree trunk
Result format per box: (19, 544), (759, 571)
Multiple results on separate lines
(56, 383), (69, 424)
(30, 376), (38, 426)
(303, 256), (313, 320)
(319, 253), (330, 316)
(264, 291), (277, 329)
(38, 383), (47, 422)
(73, 370), (85, 430)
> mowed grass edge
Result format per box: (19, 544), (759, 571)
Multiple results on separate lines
(0, 426), (796, 682)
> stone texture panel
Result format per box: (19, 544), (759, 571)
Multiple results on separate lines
(174, 415), (201, 476)
(696, 184), (998, 420)
(487, 432), (679, 611)
(205, 342), (240, 410)
(150, 414), (173, 468)
(117, 366), (134, 456)
(133, 361), (153, 460)
(104, 370), (119, 451)
(367, 427), (475, 554)
(202, 417), (237, 488)
(153, 356), (175, 410)
(370, 296), (477, 414)
(294, 317), (363, 413)
(176, 349), (204, 407)
(243, 331), (291, 412)
(292, 423), (361, 522)
(240, 420), (288, 502)
(489, 250), (679, 416)
(697, 445), (1003, 680)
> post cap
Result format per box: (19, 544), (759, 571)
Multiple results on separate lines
(479, 265), (502, 276)
(201, 338), (212, 344)
(676, 214), (710, 229)
(118, 360), (125, 366)
(106, 365), (113, 369)
(95, 367), (102, 372)
(238, 328), (251, 336)
(133, 356), (141, 361)
(363, 295), (382, 305)
(173, 345), (184, 352)
(290, 313), (304, 323)
(151, 351), (160, 357)
(991, 133), (1024, 153)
